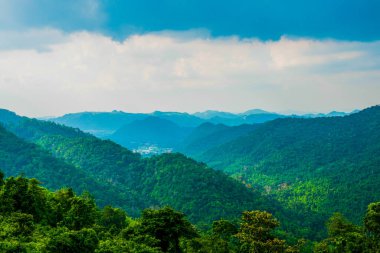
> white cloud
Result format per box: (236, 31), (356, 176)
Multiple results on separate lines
(0, 29), (379, 117)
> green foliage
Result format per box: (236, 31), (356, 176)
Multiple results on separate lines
(364, 202), (380, 250)
(181, 235), (231, 253)
(96, 238), (161, 253)
(236, 210), (287, 253)
(0, 171), (379, 253)
(197, 106), (380, 236)
(314, 213), (366, 253)
(140, 207), (198, 252)
(62, 194), (98, 230)
(98, 206), (127, 233)
(179, 123), (258, 157)
(212, 219), (238, 240)
(0, 112), (288, 232)
(364, 202), (380, 236)
(1, 106), (380, 246)
(47, 227), (99, 253)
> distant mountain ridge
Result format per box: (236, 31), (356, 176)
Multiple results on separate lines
(47, 108), (357, 154)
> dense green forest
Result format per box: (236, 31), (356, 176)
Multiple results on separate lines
(177, 123), (259, 156)
(1, 174), (379, 252)
(1, 106), (380, 251)
(0, 109), (318, 239)
(195, 106), (380, 225)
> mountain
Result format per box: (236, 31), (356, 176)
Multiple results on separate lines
(197, 106), (380, 224)
(47, 109), (355, 157)
(194, 109), (285, 126)
(150, 111), (205, 127)
(178, 123), (259, 157)
(244, 112), (285, 124)
(48, 111), (205, 139)
(47, 110), (285, 152)
(47, 109), (284, 140)
(301, 110), (356, 118)
(49, 111), (147, 137)
(193, 110), (240, 119)
(110, 116), (192, 149)
(0, 124), (138, 211)
(240, 109), (272, 115)
(0, 109), (308, 235)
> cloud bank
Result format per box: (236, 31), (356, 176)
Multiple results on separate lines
(0, 29), (379, 117)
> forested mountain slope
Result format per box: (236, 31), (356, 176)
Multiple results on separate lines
(0, 125), (141, 211)
(178, 123), (259, 156)
(198, 106), (380, 223)
(0, 109), (310, 236)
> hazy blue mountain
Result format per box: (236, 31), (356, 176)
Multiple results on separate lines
(110, 116), (192, 149)
(48, 111), (204, 137)
(239, 109), (272, 115)
(193, 110), (240, 119)
(244, 113), (285, 124)
(49, 111), (147, 137)
(193, 109), (284, 126)
(300, 110), (358, 118)
(46, 108), (357, 154)
(197, 106), (380, 224)
(151, 111), (205, 127)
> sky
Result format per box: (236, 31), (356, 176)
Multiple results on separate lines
(0, 0), (379, 117)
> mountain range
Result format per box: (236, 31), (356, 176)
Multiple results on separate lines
(47, 109), (355, 153)
(0, 109), (311, 237)
(1, 105), (378, 242)
(191, 106), (380, 225)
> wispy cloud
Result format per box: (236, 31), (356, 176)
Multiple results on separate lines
(0, 29), (379, 116)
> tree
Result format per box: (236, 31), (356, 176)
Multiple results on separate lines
(212, 219), (238, 240)
(314, 213), (365, 253)
(63, 194), (97, 230)
(327, 213), (360, 237)
(236, 210), (286, 253)
(47, 228), (99, 253)
(140, 207), (198, 252)
(99, 206), (127, 233)
(364, 202), (380, 250)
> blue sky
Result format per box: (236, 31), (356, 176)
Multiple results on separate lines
(2, 0), (379, 40)
(0, 0), (379, 116)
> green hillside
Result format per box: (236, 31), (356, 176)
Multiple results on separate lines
(178, 123), (259, 156)
(198, 106), (380, 223)
(0, 109), (306, 236)
(0, 124), (154, 214)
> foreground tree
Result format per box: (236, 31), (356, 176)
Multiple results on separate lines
(140, 207), (198, 252)
(236, 210), (287, 253)
(314, 212), (365, 252)
(364, 202), (380, 251)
